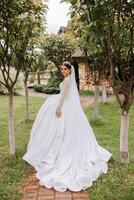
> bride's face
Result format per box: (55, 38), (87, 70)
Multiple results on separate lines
(60, 65), (71, 77)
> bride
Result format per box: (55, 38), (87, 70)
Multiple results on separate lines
(23, 61), (112, 192)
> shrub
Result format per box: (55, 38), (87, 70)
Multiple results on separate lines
(33, 71), (61, 94)
(79, 90), (94, 96)
(33, 84), (60, 94)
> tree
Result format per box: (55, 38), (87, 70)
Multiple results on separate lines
(0, 0), (47, 155)
(22, 21), (47, 121)
(41, 35), (76, 77)
(63, 0), (134, 163)
(66, 11), (108, 118)
(22, 47), (36, 121)
(36, 53), (48, 71)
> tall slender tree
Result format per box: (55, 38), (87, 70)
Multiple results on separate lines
(41, 35), (76, 77)
(62, 0), (134, 163)
(0, 0), (47, 155)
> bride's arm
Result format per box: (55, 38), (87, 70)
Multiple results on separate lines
(58, 77), (71, 109)
(56, 77), (71, 117)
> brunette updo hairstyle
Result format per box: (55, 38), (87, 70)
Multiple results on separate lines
(62, 61), (72, 70)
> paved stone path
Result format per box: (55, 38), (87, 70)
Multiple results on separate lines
(21, 169), (89, 200)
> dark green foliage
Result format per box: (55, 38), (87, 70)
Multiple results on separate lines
(33, 72), (61, 94)
(62, 0), (134, 113)
(33, 84), (60, 94)
(79, 90), (94, 96)
(41, 35), (76, 74)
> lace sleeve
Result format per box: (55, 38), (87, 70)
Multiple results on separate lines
(57, 77), (71, 109)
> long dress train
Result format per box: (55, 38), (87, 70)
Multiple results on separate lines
(23, 71), (112, 192)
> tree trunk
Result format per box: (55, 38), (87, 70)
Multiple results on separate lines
(102, 80), (107, 103)
(37, 69), (40, 84)
(120, 110), (129, 164)
(8, 90), (15, 155)
(24, 79), (29, 121)
(93, 85), (99, 119)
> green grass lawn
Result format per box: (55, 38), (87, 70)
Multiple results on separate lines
(0, 95), (134, 200)
(79, 90), (94, 96)
(84, 102), (134, 200)
(0, 95), (45, 200)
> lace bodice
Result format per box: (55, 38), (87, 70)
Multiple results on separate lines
(57, 76), (71, 109)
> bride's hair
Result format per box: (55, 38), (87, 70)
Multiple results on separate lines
(62, 61), (72, 70)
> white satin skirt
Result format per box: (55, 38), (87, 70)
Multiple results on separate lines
(23, 94), (112, 192)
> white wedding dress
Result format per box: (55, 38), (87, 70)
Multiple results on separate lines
(23, 65), (112, 192)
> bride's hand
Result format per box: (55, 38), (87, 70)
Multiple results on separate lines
(56, 107), (62, 118)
